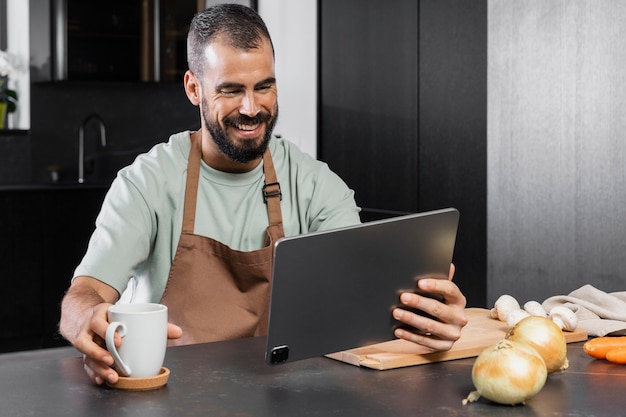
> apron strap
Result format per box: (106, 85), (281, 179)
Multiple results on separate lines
(262, 150), (283, 228)
(182, 132), (202, 234)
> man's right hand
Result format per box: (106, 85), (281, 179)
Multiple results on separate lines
(60, 276), (183, 385)
(72, 303), (185, 385)
(60, 276), (121, 385)
(73, 302), (118, 385)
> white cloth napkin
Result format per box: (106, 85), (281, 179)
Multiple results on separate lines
(542, 284), (626, 337)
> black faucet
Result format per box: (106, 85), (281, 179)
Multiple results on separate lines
(78, 113), (107, 183)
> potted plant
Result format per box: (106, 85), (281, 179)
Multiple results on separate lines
(0, 50), (21, 129)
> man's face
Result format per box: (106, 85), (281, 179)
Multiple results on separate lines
(198, 36), (278, 164)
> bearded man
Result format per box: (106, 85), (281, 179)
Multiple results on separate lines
(59, 4), (467, 386)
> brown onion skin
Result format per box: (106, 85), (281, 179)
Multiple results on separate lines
(506, 316), (568, 373)
(472, 339), (547, 405)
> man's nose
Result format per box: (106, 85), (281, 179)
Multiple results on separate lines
(240, 91), (260, 117)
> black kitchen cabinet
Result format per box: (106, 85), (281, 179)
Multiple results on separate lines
(66, 1), (143, 81)
(0, 187), (107, 352)
(55, 0), (199, 82)
(319, 0), (487, 307)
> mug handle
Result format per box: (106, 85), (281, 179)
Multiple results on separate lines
(105, 321), (132, 377)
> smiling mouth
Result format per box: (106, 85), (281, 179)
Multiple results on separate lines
(236, 122), (260, 131)
(226, 112), (271, 134)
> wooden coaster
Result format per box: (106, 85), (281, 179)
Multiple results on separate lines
(107, 366), (170, 391)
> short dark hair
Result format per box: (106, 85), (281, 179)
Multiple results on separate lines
(187, 4), (274, 75)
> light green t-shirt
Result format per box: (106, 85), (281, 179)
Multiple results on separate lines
(74, 131), (361, 303)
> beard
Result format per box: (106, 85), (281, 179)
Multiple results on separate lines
(202, 97), (278, 163)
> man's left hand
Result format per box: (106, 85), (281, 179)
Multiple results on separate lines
(392, 264), (468, 351)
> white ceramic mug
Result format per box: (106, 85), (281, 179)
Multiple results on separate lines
(105, 303), (168, 378)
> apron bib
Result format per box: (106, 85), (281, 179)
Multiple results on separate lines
(161, 133), (284, 346)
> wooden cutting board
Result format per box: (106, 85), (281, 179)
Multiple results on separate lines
(326, 308), (588, 370)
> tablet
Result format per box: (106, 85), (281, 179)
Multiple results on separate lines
(265, 207), (459, 365)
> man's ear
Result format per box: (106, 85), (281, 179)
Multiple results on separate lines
(184, 70), (201, 106)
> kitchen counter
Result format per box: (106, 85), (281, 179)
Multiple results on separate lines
(1, 338), (624, 416)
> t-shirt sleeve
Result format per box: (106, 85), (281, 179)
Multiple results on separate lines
(274, 137), (361, 233)
(73, 175), (155, 296)
(305, 161), (362, 232)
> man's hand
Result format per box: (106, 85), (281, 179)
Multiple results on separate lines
(76, 309), (183, 385)
(74, 302), (118, 385)
(391, 264), (468, 351)
(60, 276), (183, 385)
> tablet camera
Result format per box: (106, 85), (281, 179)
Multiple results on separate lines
(268, 345), (290, 364)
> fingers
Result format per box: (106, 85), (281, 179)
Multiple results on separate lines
(419, 277), (467, 308)
(73, 303), (118, 385)
(393, 279), (468, 350)
(76, 331), (118, 385)
(91, 303), (118, 344)
(83, 353), (119, 385)
(393, 324), (456, 352)
(392, 294), (463, 343)
(168, 323), (184, 340)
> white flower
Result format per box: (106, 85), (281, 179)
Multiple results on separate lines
(0, 50), (22, 78)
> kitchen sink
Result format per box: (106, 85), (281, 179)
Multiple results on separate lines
(84, 148), (144, 183)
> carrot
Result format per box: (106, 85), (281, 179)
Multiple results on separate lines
(583, 336), (626, 360)
(606, 347), (626, 365)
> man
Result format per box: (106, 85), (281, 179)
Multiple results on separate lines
(59, 4), (468, 385)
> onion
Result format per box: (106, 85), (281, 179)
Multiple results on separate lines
(464, 339), (547, 405)
(506, 316), (568, 373)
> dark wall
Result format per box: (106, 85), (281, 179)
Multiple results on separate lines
(0, 131), (31, 183)
(419, 1), (487, 307)
(319, 0), (487, 307)
(319, 0), (419, 215)
(29, 81), (199, 183)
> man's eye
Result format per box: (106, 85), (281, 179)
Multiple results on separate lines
(221, 89), (240, 95)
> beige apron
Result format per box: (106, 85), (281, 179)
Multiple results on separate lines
(161, 133), (284, 346)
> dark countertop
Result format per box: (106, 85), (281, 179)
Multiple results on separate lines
(1, 338), (624, 417)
